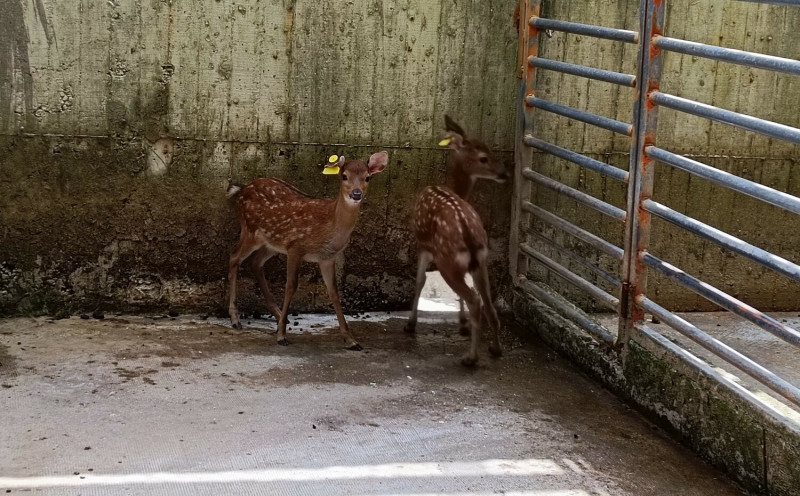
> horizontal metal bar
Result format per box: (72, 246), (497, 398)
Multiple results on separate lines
(521, 201), (625, 259)
(524, 228), (622, 286)
(650, 91), (800, 145)
(520, 243), (620, 310)
(523, 135), (629, 182)
(530, 17), (638, 44)
(637, 296), (800, 409)
(521, 168), (627, 222)
(646, 146), (800, 216)
(517, 278), (616, 345)
(643, 199), (800, 283)
(654, 35), (800, 76)
(525, 96), (633, 135)
(529, 57), (636, 87)
(640, 252), (800, 349)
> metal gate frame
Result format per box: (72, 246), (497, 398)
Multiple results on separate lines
(511, 0), (800, 410)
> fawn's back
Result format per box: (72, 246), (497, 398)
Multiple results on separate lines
(414, 185), (488, 272)
(236, 177), (349, 260)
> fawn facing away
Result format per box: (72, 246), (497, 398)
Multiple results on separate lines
(405, 116), (509, 366)
(226, 151), (389, 350)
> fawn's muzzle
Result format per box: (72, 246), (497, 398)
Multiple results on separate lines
(496, 171), (510, 183)
(350, 189), (364, 202)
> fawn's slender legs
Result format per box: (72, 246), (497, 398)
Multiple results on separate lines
(472, 261), (502, 358)
(227, 233), (261, 329)
(458, 298), (470, 336)
(319, 259), (362, 350)
(249, 247), (282, 321)
(276, 251), (301, 345)
(437, 260), (482, 367)
(404, 251), (433, 334)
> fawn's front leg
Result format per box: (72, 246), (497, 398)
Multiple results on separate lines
(276, 251), (301, 346)
(319, 259), (362, 351)
(227, 235), (260, 329)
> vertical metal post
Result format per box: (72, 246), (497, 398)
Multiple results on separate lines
(619, 0), (667, 345)
(510, 0), (541, 282)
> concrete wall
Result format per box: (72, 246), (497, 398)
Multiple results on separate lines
(2, 0), (799, 317)
(0, 0), (518, 316)
(525, 0), (800, 312)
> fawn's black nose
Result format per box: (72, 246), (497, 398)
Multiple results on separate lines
(497, 171), (510, 183)
(350, 189), (363, 201)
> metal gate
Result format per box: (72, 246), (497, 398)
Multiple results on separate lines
(510, 0), (800, 410)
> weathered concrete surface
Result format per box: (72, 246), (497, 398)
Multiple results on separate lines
(0, 0), (517, 316)
(0, 313), (745, 495)
(513, 288), (800, 496)
(524, 0), (800, 312)
(594, 312), (800, 411)
(0, 136), (513, 316)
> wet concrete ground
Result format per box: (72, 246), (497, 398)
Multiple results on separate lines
(0, 312), (746, 495)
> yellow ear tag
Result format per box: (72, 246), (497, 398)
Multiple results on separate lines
(323, 155), (340, 174)
(438, 138), (452, 147)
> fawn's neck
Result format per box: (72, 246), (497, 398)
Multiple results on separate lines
(331, 193), (362, 234)
(446, 159), (475, 200)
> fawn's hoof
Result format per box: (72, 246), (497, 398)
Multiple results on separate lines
(346, 343), (364, 351)
(277, 338), (290, 346)
(459, 325), (470, 337)
(489, 345), (503, 358)
(461, 355), (478, 367)
(231, 321), (243, 330)
(403, 322), (416, 334)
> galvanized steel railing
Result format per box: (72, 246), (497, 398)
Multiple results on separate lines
(511, 0), (800, 409)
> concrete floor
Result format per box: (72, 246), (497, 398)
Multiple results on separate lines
(0, 312), (746, 496)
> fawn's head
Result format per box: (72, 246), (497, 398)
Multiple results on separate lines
(441, 115), (509, 184)
(326, 151), (389, 205)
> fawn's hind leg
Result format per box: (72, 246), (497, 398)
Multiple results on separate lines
(404, 251), (433, 334)
(249, 247), (281, 322)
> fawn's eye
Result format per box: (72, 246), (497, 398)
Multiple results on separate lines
(365, 175), (372, 182)
(342, 174), (348, 181)
(479, 156), (489, 163)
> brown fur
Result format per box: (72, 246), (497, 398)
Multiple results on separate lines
(405, 116), (507, 366)
(226, 152), (389, 350)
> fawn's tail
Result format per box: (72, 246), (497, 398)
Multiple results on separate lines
(226, 182), (243, 200)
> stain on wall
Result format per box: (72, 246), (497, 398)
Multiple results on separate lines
(1, 0), (32, 132)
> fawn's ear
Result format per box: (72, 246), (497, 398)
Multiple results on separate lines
(439, 131), (464, 150)
(322, 155), (345, 175)
(444, 115), (466, 137)
(367, 151), (388, 175)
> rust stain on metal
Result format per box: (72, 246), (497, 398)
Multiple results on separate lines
(645, 90), (658, 111)
(649, 14), (663, 60)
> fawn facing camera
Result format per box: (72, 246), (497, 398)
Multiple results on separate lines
(226, 151), (389, 350)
